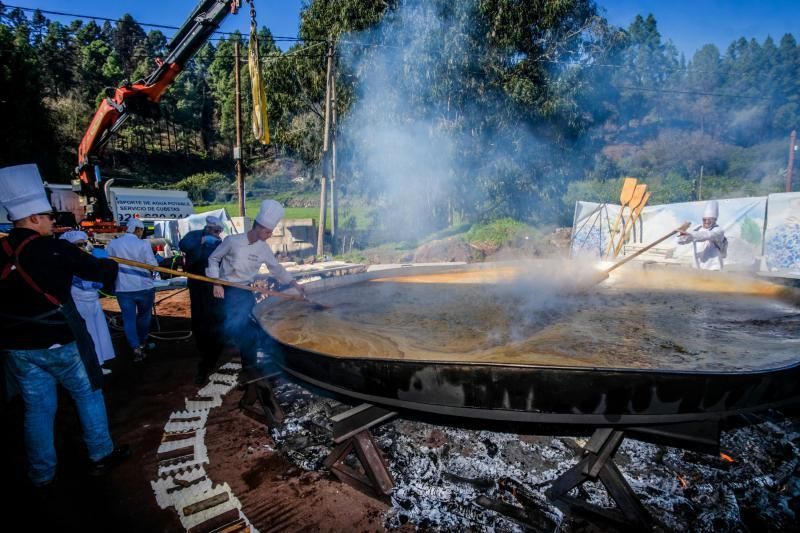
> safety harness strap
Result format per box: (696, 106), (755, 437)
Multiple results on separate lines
(0, 235), (62, 307)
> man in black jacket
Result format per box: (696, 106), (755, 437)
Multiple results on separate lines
(179, 215), (224, 384)
(0, 164), (129, 488)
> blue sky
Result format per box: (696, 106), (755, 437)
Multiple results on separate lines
(5, 0), (800, 57)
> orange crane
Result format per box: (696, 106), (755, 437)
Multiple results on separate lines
(75, 0), (243, 233)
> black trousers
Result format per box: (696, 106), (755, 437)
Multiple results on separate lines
(220, 286), (263, 368)
(188, 278), (223, 375)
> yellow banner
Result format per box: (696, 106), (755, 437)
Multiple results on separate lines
(249, 26), (270, 145)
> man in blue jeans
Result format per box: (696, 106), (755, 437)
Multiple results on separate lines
(0, 163), (130, 488)
(106, 219), (159, 362)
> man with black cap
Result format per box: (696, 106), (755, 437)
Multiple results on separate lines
(179, 215), (224, 383)
(0, 163), (129, 489)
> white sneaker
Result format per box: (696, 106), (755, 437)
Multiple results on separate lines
(102, 368), (112, 375)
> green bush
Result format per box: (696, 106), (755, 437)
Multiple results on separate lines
(174, 172), (230, 203)
(465, 218), (530, 248)
(648, 172), (695, 204)
(562, 177), (627, 210)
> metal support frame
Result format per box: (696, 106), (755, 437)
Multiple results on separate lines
(323, 403), (396, 497)
(238, 371), (284, 426)
(546, 428), (652, 528)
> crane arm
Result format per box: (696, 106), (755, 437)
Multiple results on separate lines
(76, 0), (241, 222)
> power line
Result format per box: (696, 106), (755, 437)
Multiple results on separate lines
(0, 2), (311, 42)
(2, 3), (741, 78)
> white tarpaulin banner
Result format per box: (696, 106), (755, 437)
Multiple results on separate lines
(176, 208), (236, 243)
(763, 192), (800, 274)
(571, 196), (768, 267)
(638, 197), (767, 267)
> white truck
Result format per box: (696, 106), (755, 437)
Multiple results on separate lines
(1, 184), (194, 234)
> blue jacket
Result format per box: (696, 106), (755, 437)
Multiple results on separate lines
(179, 229), (222, 275)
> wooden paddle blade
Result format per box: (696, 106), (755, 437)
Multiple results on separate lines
(629, 184), (647, 208)
(635, 190), (651, 213)
(614, 190), (652, 256)
(619, 177), (638, 205)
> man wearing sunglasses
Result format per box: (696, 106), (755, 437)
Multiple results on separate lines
(179, 215), (225, 384)
(0, 163), (129, 490)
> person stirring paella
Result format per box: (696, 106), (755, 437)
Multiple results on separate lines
(677, 200), (727, 271)
(206, 200), (306, 368)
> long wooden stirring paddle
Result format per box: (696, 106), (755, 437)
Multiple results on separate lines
(614, 187), (651, 257)
(588, 222), (691, 287)
(108, 256), (327, 309)
(604, 177), (638, 258)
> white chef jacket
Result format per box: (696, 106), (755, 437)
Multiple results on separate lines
(677, 224), (726, 271)
(106, 234), (159, 292)
(206, 233), (294, 285)
(70, 278), (115, 363)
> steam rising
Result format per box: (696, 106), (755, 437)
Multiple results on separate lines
(339, 0), (558, 240)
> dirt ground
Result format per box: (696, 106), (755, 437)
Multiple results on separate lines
(1, 289), (388, 532)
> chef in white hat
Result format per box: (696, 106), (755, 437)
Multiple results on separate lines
(178, 214), (225, 383)
(106, 217), (160, 362)
(0, 163), (129, 487)
(206, 199), (305, 368)
(61, 231), (115, 373)
(677, 200), (727, 270)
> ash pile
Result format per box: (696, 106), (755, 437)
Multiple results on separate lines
(267, 378), (800, 531)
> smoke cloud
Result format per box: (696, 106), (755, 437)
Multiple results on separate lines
(338, 0), (562, 241)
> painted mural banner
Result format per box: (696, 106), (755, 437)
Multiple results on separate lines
(570, 201), (618, 259)
(763, 192), (800, 274)
(571, 197), (768, 268)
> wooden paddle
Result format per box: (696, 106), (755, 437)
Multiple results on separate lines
(588, 222), (691, 287)
(108, 256), (327, 309)
(604, 177), (638, 258)
(614, 187), (651, 257)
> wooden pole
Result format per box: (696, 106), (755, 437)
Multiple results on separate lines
(234, 39), (246, 217)
(107, 256), (304, 302)
(698, 164), (703, 201)
(787, 130), (796, 193)
(588, 222), (691, 287)
(317, 39), (334, 258)
(330, 58), (338, 255)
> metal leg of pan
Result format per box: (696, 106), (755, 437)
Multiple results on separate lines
(546, 428), (652, 529)
(238, 372), (285, 427)
(324, 403), (397, 498)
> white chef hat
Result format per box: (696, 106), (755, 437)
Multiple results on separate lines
(703, 200), (719, 219)
(0, 164), (52, 221)
(60, 230), (89, 244)
(255, 199), (284, 230)
(205, 215), (223, 228)
(126, 218), (144, 233)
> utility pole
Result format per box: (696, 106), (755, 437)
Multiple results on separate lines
(317, 39), (334, 258)
(234, 39), (245, 217)
(330, 66), (338, 255)
(698, 165), (704, 201)
(787, 130), (796, 193)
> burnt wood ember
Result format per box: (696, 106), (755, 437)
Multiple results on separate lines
(265, 377), (800, 531)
